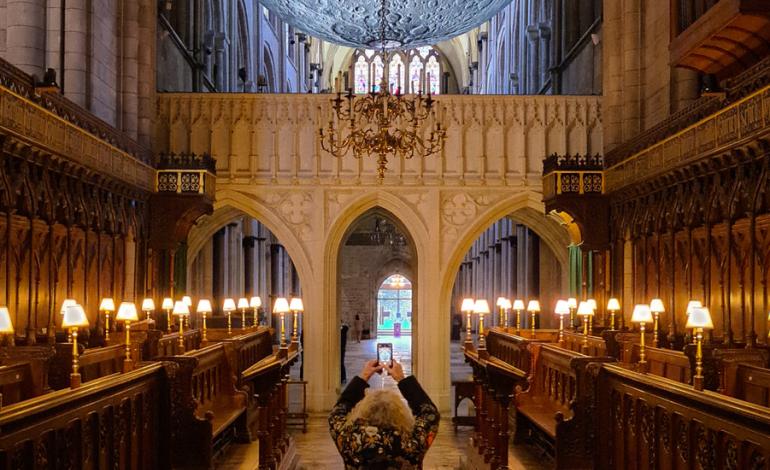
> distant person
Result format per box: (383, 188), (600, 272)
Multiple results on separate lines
(340, 321), (349, 383)
(329, 359), (440, 469)
(353, 314), (363, 343)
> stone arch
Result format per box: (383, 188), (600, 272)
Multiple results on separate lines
(262, 45), (276, 92)
(185, 189), (315, 291)
(439, 191), (571, 323)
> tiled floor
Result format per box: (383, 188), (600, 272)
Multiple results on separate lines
(218, 337), (549, 469)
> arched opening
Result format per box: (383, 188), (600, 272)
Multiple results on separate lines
(338, 208), (416, 384)
(187, 211), (303, 349)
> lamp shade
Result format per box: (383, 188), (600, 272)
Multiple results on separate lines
(650, 298), (665, 313)
(172, 301), (190, 316)
(631, 304), (653, 323)
(685, 300), (702, 315)
(554, 300), (570, 315)
(473, 299), (490, 314)
(222, 298), (236, 312)
(141, 298), (155, 311)
(250, 296), (262, 308)
(567, 298), (578, 309)
(161, 298), (174, 310)
(607, 298), (621, 311)
(496, 297), (508, 308)
(62, 304), (89, 328)
(60, 298), (77, 315)
(237, 298), (249, 310)
(577, 301), (594, 316)
(99, 298), (115, 312)
(587, 299), (597, 311)
(197, 299), (212, 313)
(461, 298), (475, 312)
(0, 307), (13, 333)
(527, 300), (541, 312)
(512, 299), (525, 310)
(182, 296), (193, 307)
(686, 307), (714, 329)
(116, 302), (139, 321)
(274, 297), (290, 313)
(289, 298), (304, 311)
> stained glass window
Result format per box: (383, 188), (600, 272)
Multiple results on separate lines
(371, 55), (384, 92)
(408, 55), (424, 94)
(426, 56), (440, 94)
(377, 275), (413, 334)
(354, 55), (369, 94)
(388, 54), (405, 93)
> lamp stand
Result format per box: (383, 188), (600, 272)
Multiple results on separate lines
(145, 310), (151, 321)
(582, 316), (589, 353)
(693, 328), (704, 391)
(227, 313), (232, 336)
(291, 310), (299, 343)
(504, 310), (508, 329)
(465, 311), (473, 344)
(241, 308), (246, 330)
(478, 314), (486, 350)
(609, 310), (616, 330)
(558, 315), (565, 345)
(588, 315), (593, 335)
(498, 307), (504, 328)
(166, 309), (172, 333)
(253, 308), (259, 327)
(515, 309), (521, 334)
(279, 312), (287, 348)
(177, 316), (186, 353)
(638, 322), (647, 372)
(653, 312), (659, 347)
(70, 329), (81, 389)
(104, 312), (111, 342)
(201, 312), (208, 344)
(123, 321), (134, 373)
(569, 308), (576, 331)
(530, 312), (536, 338)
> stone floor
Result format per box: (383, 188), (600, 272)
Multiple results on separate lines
(217, 337), (549, 469)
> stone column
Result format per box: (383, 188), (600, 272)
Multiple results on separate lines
(7, 0), (47, 78)
(121, 0), (139, 139)
(63, 0), (88, 107)
(243, 219), (258, 296)
(137, 0), (156, 146)
(213, 227), (228, 305)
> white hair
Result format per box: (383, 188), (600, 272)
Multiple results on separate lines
(346, 388), (415, 436)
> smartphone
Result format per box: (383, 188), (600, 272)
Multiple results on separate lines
(377, 342), (393, 367)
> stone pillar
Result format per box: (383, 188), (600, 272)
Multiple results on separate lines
(63, 0), (88, 107)
(7, 0), (47, 78)
(213, 228), (228, 305)
(243, 219), (258, 296)
(137, 0), (156, 147)
(121, 0), (139, 139)
(526, 25), (540, 94)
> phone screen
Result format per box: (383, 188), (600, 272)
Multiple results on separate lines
(377, 343), (393, 367)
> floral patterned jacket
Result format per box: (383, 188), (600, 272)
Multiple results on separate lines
(328, 375), (440, 470)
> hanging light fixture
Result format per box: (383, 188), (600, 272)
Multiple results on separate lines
(319, 0), (446, 181)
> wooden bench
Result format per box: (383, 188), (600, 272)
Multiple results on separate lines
(0, 345), (54, 398)
(723, 360), (770, 407)
(595, 363), (770, 469)
(163, 342), (248, 468)
(714, 347), (769, 393)
(0, 362), (37, 407)
(49, 343), (126, 390)
(629, 344), (692, 383)
(155, 328), (202, 358)
(486, 327), (560, 374)
(561, 330), (607, 356)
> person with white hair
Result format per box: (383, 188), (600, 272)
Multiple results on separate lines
(329, 359), (440, 469)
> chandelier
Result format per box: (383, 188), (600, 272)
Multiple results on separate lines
(318, 0), (446, 181)
(370, 217), (406, 247)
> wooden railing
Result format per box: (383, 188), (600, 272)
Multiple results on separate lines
(485, 328), (560, 374)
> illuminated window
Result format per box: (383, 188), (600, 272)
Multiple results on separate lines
(350, 47), (442, 95)
(354, 55), (369, 94)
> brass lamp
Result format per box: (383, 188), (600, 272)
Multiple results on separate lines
(496, 297), (510, 327)
(567, 297), (578, 330)
(554, 300), (570, 345)
(237, 298), (249, 330)
(59, 298), (76, 338)
(649, 298), (665, 347)
(250, 296), (262, 327)
(631, 304), (653, 369)
(273, 297), (290, 348)
(182, 296), (193, 328)
(474, 299), (490, 350)
(161, 297), (174, 333)
(99, 297), (115, 342)
(606, 298), (620, 329)
(577, 301), (595, 352)
(289, 297), (304, 343)
(461, 298), (475, 343)
(586, 299), (597, 335)
(527, 300), (541, 338)
(196, 299), (212, 344)
(0, 306), (14, 341)
(686, 307), (714, 391)
(62, 304), (89, 388)
(116, 302), (138, 372)
(512, 299), (525, 334)
(223, 298), (236, 335)
(141, 298), (155, 322)
(685, 300), (703, 344)
(172, 301), (190, 352)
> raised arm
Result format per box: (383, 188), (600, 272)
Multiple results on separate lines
(328, 360), (382, 442)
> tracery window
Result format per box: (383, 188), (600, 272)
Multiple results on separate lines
(350, 46), (442, 94)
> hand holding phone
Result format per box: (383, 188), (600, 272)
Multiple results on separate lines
(377, 342), (393, 368)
